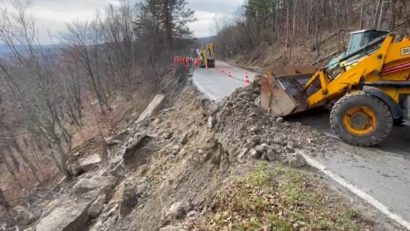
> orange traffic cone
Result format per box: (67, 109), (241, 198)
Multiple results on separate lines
(244, 72), (250, 85)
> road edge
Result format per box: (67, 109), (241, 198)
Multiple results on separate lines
(192, 69), (218, 101)
(299, 151), (410, 230)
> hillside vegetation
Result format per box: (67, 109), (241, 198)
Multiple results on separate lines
(215, 0), (410, 68)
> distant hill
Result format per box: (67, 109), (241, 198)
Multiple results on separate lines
(0, 44), (64, 57)
(194, 36), (215, 47)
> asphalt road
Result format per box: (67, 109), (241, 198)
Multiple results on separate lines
(193, 61), (410, 230)
(193, 60), (258, 101)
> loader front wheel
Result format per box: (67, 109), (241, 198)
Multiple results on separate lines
(330, 92), (393, 146)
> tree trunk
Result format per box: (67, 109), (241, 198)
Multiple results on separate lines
(0, 153), (23, 188)
(374, 0), (383, 28)
(54, 143), (72, 179)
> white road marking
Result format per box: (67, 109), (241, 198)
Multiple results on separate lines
(300, 151), (410, 230)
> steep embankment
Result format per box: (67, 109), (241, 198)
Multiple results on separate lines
(93, 79), (382, 230)
(27, 70), (393, 231)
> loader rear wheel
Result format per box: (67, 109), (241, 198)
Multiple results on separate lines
(330, 92), (393, 146)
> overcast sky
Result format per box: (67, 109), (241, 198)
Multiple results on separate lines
(1, 0), (245, 44)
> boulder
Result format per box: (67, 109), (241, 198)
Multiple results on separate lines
(36, 199), (93, 231)
(11, 205), (36, 226)
(42, 199), (60, 217)
(73, 175), (117, 198)
(87, 194), (106, 218)
(88, 204), (119, 231)
(136, 94), (165, 124)
(110, 160), (125, 178)
(69, 154), (102, 176)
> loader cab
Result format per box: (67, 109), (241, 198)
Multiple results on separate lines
(328, 29), (389, 71)
(346, 29), (389, 56)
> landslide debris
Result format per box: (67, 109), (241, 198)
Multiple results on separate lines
(213, 80), (330, 165)
(29, 73), (379, 231)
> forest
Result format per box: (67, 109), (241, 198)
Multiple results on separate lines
(0, 0), (195, 205)
(215, 0), (410, 60)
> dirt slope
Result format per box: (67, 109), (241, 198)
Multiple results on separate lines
(93, 79), (390, 230)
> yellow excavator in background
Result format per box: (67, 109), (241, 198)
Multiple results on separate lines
(198, 42), (216, 68)
(261, 29), (410, 146)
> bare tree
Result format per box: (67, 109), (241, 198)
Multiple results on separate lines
(0, 2), (73, 178)
(63, 21), (110, 111)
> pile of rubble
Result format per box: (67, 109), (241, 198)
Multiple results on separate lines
(211, 81), (330, 167)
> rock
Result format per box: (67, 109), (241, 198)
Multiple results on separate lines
(87, 194), (106, 218)
(162, 132), (173, 139)
(11, 205), (36, 226)
(42, 199), (61, 218)
(171, 145), (181, 155)
(255, 143), (268, 153)
(88, 204), (119, 231)
(186, 210), (200, 218)
(285, 145), (295, 153)
(254, 96), (261, 106)
(249, 148), (261, 159)
(287, 141), (296, 149)
(178, 133), (189, 145)
(238, 91), (251, 99)
(119, 177), (147, 217)
(36, 199), (94, 231)
(207, 116), (216, 129)
(250, 135), (261, 144)
(276, 117), (284, 123)
(166, 201), (192, 220)
(125, 133), (149, 152)
(69, 153), (102, 176)
(78, 153), (102, 171)
(136, 94), (165, 124)
(206, 103), (220, 116)
(288, 153), (307, 168)
(273, 136), (286, 146)
(152, 118), (161, 126)
(110, 160), (125, 178)
(266, 150), (276, 161)
(73, 175), (118, 198)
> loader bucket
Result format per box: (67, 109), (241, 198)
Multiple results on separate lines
(260, 66), (317, 116)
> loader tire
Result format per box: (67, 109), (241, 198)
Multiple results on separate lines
(330, 92), (393, 147)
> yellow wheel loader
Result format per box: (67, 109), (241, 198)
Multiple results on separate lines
(199, 42), (216, 68)
(261, 29), (410, 146)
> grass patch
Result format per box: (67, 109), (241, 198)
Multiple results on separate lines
(203, 162), (372, 231)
